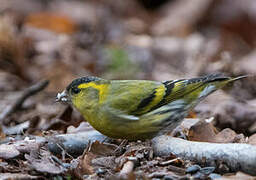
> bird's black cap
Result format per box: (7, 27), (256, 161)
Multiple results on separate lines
(66, 76), (101, 91)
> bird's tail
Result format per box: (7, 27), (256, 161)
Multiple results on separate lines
(227, 75), (250, 83)
(141, 74), (252, 138)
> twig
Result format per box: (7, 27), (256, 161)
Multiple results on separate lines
(152, 135), (256, 176)
(159, 158), (181, 166)
(114, 139), (128, 153)
(0, 80), (49, 123)
(55, 142), (74, 160)
(119, 161), (134, 178)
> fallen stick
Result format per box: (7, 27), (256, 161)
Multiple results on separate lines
(47, 131), (111, 157)
(0, 80), (49, 123)
(152, 135), (256, 176)
(119, 161), (134, 178)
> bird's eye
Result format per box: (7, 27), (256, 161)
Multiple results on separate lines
(71, 87), (81, 94)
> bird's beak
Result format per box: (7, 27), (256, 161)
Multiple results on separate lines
(56, 90), (70, 102)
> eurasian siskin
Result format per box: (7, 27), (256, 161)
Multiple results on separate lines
(56, 74), (246, 140)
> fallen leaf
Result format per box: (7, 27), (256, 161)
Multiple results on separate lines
(89, 141), (119, 157)
(25, 150), (65, 174)
(14, 138), (42, 154)
(91, 156), (116, 169)
(214, 128), (238, 143)
(248, 134), (256, 146)
(25, 12), (76, 34)
(74, 141), (119, 177)
(0, 144), (20, 159)
(77, 152), (96, 175)
(187, 119), (245, 143)
(188, 119), (218, 142)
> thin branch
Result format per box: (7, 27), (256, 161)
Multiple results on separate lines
(0, 80), (49, 123)
(119, 161), (134, 178)
(152, 135), (256, 176)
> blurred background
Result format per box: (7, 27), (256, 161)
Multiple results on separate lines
(0, 0), (256, 136)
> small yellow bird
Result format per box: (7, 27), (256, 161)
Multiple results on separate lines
(56, 74), (246, 140)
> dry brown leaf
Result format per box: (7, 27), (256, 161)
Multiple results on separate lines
(25, 150), (65, 174)
(91, 156), (116, 169)
(214, 128), (245, 143)
(89, 141), (118, 157)
(248, 134), (256, 146)
(74, 141), (119, 177)
(78, 152), (96, 175)
(188, 120), (218, 142)
(186, 118), (246, 143)
(25, 12), (76, 34)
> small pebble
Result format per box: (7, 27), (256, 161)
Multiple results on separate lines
(186, 164), (201, 173)
(193, 172), (204, 179)
(200, 166), (215, 175)
(209, 173), (222, 179)
(96, 168), (106, 175)
(62, 163), (71, 169)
